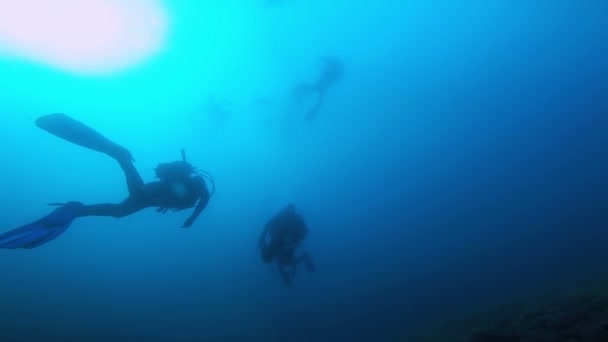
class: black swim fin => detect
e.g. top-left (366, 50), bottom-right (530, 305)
top-left (36, 113), bottom-right (133, 162)
top-left (0, 202), bottom-right (83, 249)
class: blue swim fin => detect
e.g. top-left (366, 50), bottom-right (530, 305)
top-left (0, 202), bottom-right (83, 249)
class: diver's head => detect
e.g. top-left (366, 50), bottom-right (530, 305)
top-left (284, 203), bottom-right (296, 213)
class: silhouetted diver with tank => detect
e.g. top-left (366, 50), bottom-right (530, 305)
top-left (258, 204), bottom-right (315, 287)
top-left (0, 113), bottom-right (215, 249)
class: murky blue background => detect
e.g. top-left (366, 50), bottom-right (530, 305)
top-left (0, 1), bottom-right (606, 340)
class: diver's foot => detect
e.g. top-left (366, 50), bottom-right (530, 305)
top-left (53, 201), bottom-right (85, 216)
top-left (64, 201), bottom-right (85, 209)
top-left (107, 143), bottom-right (134, 163)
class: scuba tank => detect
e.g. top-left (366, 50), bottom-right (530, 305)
top-left (154, 149), bottom-right (195, 181)
top-left (154, 149), bottom-right (216, 195)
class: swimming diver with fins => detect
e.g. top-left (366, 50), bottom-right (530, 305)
top-left (294, 56), bottom-right (344, 122)
top-left (0, 113), bottom-right (215, 249)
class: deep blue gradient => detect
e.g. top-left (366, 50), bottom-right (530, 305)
top-left (0, 1), bottom-right (606, 341)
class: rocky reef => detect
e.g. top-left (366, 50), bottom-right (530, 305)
top-left (412, 284), bottom-right (608, 342)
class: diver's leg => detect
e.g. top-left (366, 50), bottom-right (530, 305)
top-left (36, 114), bottom-right (144, 195)
top-left (117, 158), bottom-right (144, 195)
top-left (278, 264), bottom-right (292, 287)
top-left (306, 89), bottom-right (325, 122)
top-left (294, 252), bottom-right (316, 272)
top-left (76, 197), bottom-right (146, 218)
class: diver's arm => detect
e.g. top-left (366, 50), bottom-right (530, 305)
top-left (182, 195), bottom-right (209, 228)
top-left (258, 221), bottom-right (271, 248)
top-left (182, 182), bottom-right (210, 228)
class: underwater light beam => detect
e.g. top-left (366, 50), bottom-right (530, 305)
top-left (0, 0), bottom-right (168, 75)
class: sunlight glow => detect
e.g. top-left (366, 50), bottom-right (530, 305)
top-left (0, 0), bottom-right (168, 75)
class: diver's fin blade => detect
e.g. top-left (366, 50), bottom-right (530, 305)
top-left (0, 220), bottom-right (50, 249)
top-left (35, 113), bottom-right (122, 157)
top-left (0, 203), bottom-right (81, 249)
top-left (23, 226), bottom-right (70, 249)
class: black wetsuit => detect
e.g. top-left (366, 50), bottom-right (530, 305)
top-left (259, 206), bottom-right (314, 286)
top-left (77, 157), bottom-right (210, 228)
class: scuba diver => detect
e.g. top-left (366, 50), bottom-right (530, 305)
top-left (0, 113), bottom-right (215, 249)
top-left (294, 56), bottom-right (344, 122)
top-left (258, 204), bottom-right (315, 287)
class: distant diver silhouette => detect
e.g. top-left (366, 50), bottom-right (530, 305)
top-left (294, 57), bottom-right (344, 122)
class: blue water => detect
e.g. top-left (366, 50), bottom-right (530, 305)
top-left (0, 1), bottom-right (607, 341)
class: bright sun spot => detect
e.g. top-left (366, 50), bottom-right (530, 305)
top-left (0, 0), bottom-right (168, 75)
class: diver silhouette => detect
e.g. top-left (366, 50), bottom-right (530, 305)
top-left (294, 57), bottom-right (344, 122)
top-left (0, 113), bottom-right (215, 249)
top-left (258, 204), bottom-right (315, 286)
